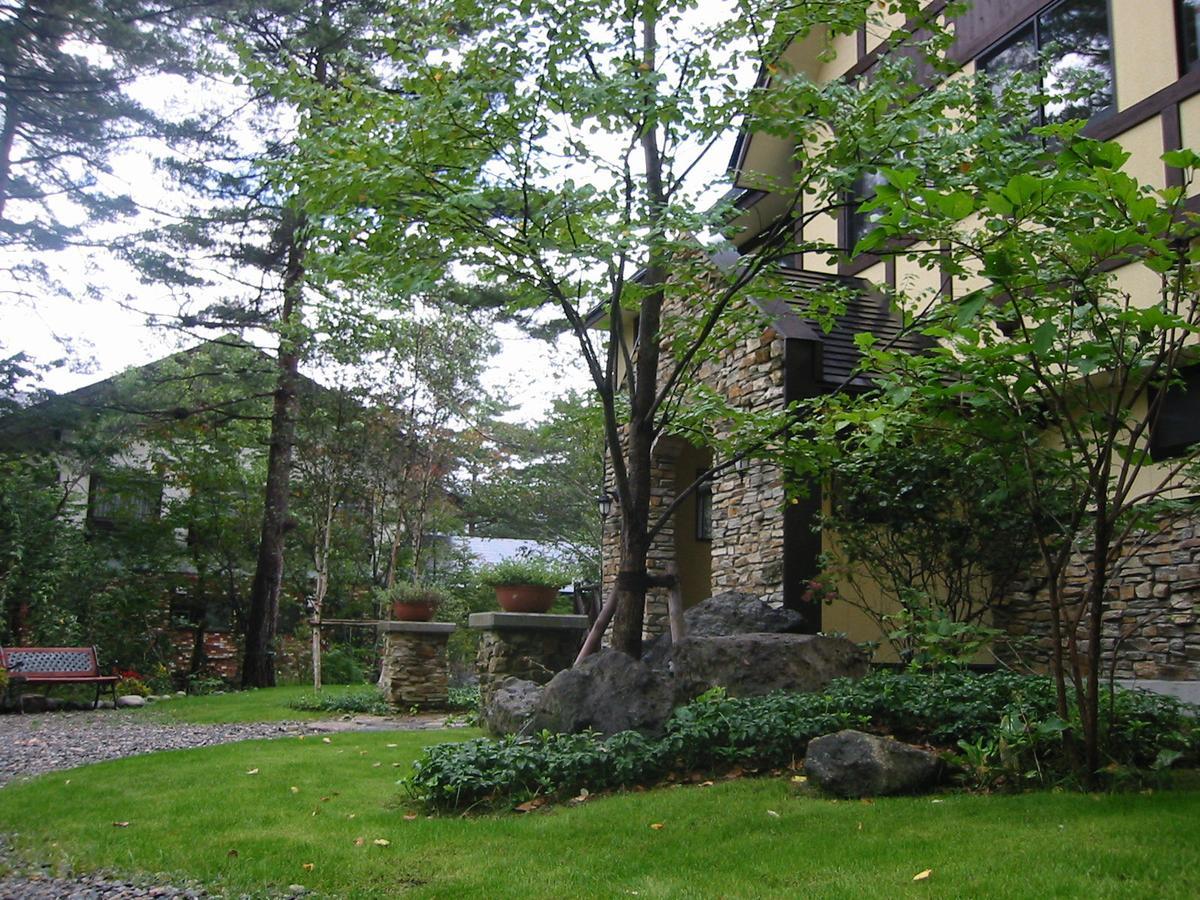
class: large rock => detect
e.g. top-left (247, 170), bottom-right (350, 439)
top-left (671, 633), bottom-right (868, 702)
top-left (116, 694), bottom-right (146, 708)
top-left (642, 593), bottom-right (807, 668)
top-left (805, 730), bottom-right (942, 798)
top-left (482, 677), bottom-right (544, 737)
top-left (529, 649), bottom-right (675, 738)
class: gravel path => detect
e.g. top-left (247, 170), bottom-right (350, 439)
top-left (0, 708), bottom-right (455, 897)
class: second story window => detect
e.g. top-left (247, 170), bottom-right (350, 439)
top-left (87, 473), bottom-right (163, 531)
top-left (846, 168), bottom-right (890, 252)
top-left (1181, 1), bottom-right (1200, 71)
top-left (979, 0), bottom-right (1114, 128)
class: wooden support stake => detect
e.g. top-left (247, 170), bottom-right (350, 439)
top-left (310, 618), bottom-right (322, 692)
top-left (574, 584), bottom-right (618, 666)
top-left (666, 562), bottom-right (685, 645)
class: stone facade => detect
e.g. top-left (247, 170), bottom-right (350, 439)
top-left (469, 612), bottom-right (589, 700)
top-left (995, 516), bottom-right (1200, 680)
top-left (601, 301), bottom-right (790, 640)
top-left (376, 622), bottom-right (455, 709)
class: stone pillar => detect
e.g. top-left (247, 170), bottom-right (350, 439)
top-left (468, 612), bottom-right (589, 701)
top-left (376, 621), bottom-right (456, 709)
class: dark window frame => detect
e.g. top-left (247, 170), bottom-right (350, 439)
top-left (976, 0), bottom-right (1116, 130)
top-left (696, 473), bottom-right (713, 542)
top-left (1179, 0), bottom-right (1200, 74)
top-left (86, 472), bottom-right (163, 531)
top-left (1149, 365), bottom-right (1200, 462)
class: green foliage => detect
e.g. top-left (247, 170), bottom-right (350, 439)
top-left (447, 684), bottom-right (480, 712)
top-left (406, 671), bottom-right (1199, 810)
top-left (320, 645), bottom-right (367, 685)
top-left (288, 687), bottom-right (392, 715)
top-left (477, 555), bottom-right (574, 589)
top-left (376, 583), bottom-right (447, 609)
top-left (885, 601), bottom-right (1004, 672)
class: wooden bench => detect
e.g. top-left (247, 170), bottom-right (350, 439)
top-left (0, 646), bottom-right (120, 711)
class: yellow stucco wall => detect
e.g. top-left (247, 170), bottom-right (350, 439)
top-left (1111, 0), bottom-right (1177, 111)
top-left (673, 442), bottom-right (714, 609)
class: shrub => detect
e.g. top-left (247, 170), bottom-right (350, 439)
top-left (477, 555), bottom-right (572, 589)
top-left (289, 687), bottom-right (392, 715)
top-left (447, 684), bottom-right (480, 712)
top-left (376, 582), bottom-right (448, 609)
top-left (321, 645), bottom-right (366, 685)
top-left (403, 671), bottom-right (1199, 811)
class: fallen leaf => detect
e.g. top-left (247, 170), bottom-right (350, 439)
top-left (392, 763), bottom-right (403, 767)
top-left (64, 779), bottom-right (70, 785)
top-left (372, 762), bottom-right (381, 768)
top-left (386, 743), bottom-right (398, 748)
top-left (514, 797), bottom-right (546, 813)
top-left (302, 863), bottom-right (314, 872)
top-left (245, 768), bottom-right (259, 775)
top-left (322, 738), bottom-right (332, 744)
top-left (649, 823), bottom-right (665, 831)
top-left (766, 810), bottom-right (780, 818)
top-left (860, 798), bottom-right (874, 805)
top-left (321, 796), bottom-right (331, 803)
top-left (791, 776), bottom-right (807, 784)
top-left (913, 869), bottom-right (932, 882)
top-left (857, 822), bottom-right (863, 831)
top-left (403, 813), bottom-right (418, 821)
top-left (373, 839), bottom-right (390, 847)
top-left (571, 788), bottom-right (590, 803)
top-left (289, 786), bottom-right (300, 794)
top-left (699, 781), bottom-right (715, 787)
top-left (930, 799), bottom-right (943, 804)
top-left (348, 814), bottom-right (356, 819)
top-left (226, 849), bottom-right (239, 858)
top-left (112, 821), bottom-right (130, 828)
top-left (354, 838), bottom-right (365, 846)
top-left (311, 810), bottom-right (319, 817)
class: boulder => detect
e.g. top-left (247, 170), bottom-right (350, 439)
top-left (805, 730), bottom-right (942, 798)
top-left (671, 633), bottom-right (868, 702)
top-left (482, 677), bottom-right (544, 737)
top-left (529, 649), bottom-right (675, 738)
top-left (18, 694), bottom-right (48, 713)
top-left (642, 592), bottom-right (807, 668)
top-left (116, 694), bottom-right (147, 708)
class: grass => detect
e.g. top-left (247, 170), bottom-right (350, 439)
top-left (2, 728), bottom-right (1199, 898)
top-left (141, 684), bottom-right (382, 724)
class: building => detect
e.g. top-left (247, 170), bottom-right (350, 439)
top-left (599, 0), bottom-right (1200, 687)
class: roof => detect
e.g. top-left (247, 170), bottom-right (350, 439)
top-left (767, 267), bottom-right (934, 388)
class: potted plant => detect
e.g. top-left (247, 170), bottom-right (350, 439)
top-left (479, 556), bottom-right (571, 614)
top-left (381, 583), bottom-right (446, 622)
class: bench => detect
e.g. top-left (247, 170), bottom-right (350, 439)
top-left (0, 646), bottom-right (120, 711)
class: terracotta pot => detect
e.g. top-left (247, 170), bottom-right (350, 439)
top-left (494, 584), bottom-right (557, 614)
top-left (392, 601), bottom-right (435, 622)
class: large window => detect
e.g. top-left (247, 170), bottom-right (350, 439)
top-left (1150, 366), bottom-right (1200, 461)
top-left (846, 168), bottom-right (890, 251)
top-left (978, 0), bottom-right (1114, 128)
top-left (1181, 1), bottom-right (1200, 71)
top-left (87, 473), bottom-right (162, 530)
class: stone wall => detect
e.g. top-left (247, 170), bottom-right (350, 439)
top-left (995, 515), bottom-right (1200, 680)
top-left (376, 623), bottom-right (454, 709)
top-left (470, 613), bottom-right (588, 700)
top-left (600, 301), bottom-right (789, 640)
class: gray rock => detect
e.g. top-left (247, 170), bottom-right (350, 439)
top-left (96, 700), bottom-right (116, 710)
top-left (116, 695), bottom-right (147, 708)
top-left (44, 697), bottom-right (62, 711)
top-left (642, 592), bottom-right (808, 668)
top-left (482, 677), bottom-right (544, 737)
top-left (530, 649), bottom-right (675, 738)
top-left (671, 632), bottom-right (868, 702)
top-left (805, 729), bottom-right (943, 798)
top-left (18, 694), bottom-right (48, 713)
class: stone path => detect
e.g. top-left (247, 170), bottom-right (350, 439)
top-left (0, 708), bottom-right (459, 898)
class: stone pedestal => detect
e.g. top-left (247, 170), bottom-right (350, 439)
top-left (468, 612), bottom-right (589, 700)
top-left (376, 621), bottom-right (456, 709)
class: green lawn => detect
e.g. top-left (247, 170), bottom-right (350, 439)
top-left (2, 727), bottom-right (1198, 898)
top-left (141, 684), bottom-right (377, 724)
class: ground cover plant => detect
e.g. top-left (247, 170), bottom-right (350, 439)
top-left (408, 672), bottom-right (1199, 811)
top-left (0, 728), bottom-right (1198, 898)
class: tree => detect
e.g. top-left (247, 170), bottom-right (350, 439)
top-left (273, 0), bottom-right (953, 658)
top-left (788, 98), bottom-right (1200, 782)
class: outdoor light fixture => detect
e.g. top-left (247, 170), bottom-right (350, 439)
top-left (734, 455), bottom-right (751, 479)
top-left (597, 490), bottom-right (617, 519)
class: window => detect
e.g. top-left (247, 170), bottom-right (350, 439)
top-left (846, 168), bottom-right (890, 251)
top-left (1150, 366), bottom-right (1200, 461)
top-left (696, 477), bottom-right (713, 541)
top-left (1181, 1), bottom-right (1200, 71)
top-left (87, 473), bottom-right (162, 530)
top-left (978, 0), bottom-right (1114, 128)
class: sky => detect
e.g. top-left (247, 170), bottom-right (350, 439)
top-left (2, 1), bottom-right (743, 423)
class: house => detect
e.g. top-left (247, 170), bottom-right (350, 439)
top-left (599, 0), bottom-right (1200, 686)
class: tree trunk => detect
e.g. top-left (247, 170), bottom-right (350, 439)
top-left (241, 214), bottom-right (306, 688)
